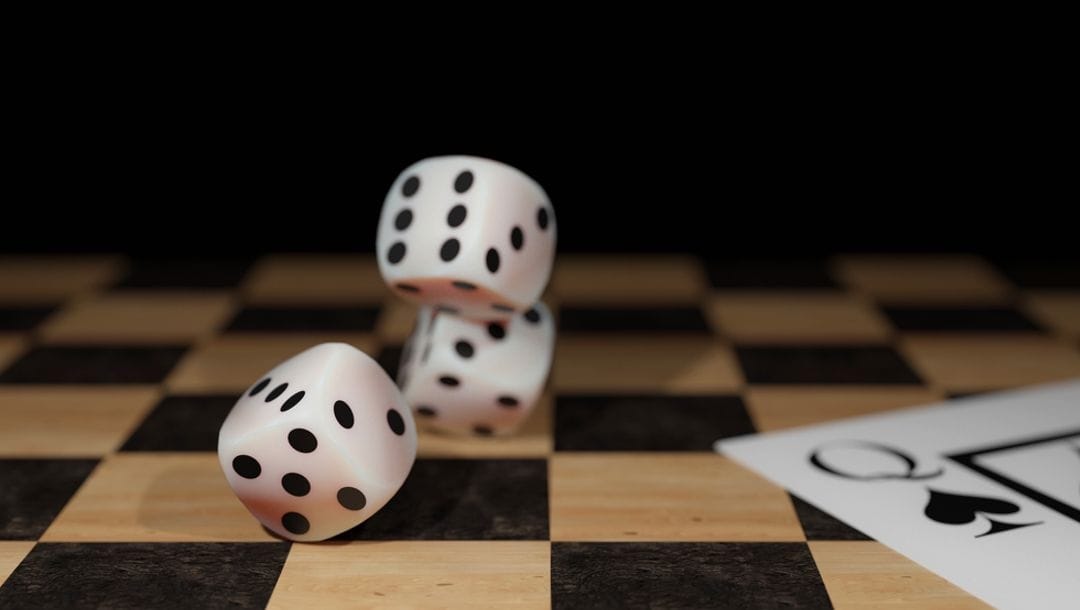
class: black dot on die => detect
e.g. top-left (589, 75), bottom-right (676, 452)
top-left (455, 340), bottom-right (474, 358)
top-left (473, 425), bottom-right (494, 436)
top-left (487, 323), bottom-right (506, 339)
top-left (387, 242), bottom-right (406, 265)
top-left (282, 512), bottom-right (310, 535)
top-left (288, 428), bottom-right (318, 453)
top-left (280, 391), bottom-right (305, 412)
top-left (232, 455), bottom-right (261, 479)
top-left (401, 175), bottom-right (420, 197)
top-left (387, 408), bottom-right (406, 435)
top-left (337, 487), bottom-right (367, 511)
top-left (454, 170), bottom-right (474, 193)
top-left (416, 406), bottom-right (437, 417)
top-left (497, 396), bottom-right (520, 408)
top-left (447, 204), bottom-right (468, 227)
top-left (396, 283), bottom-right (421, 293)
top-left (265, 382), bottom-right (288, 402)
top-left (281, 472), bottom-right (310, 497)
top-left (537, 207), bottom-right (550, 230)
top-left (439, 375), bottom-right (460, 387)
top-left (440, 238), bottom-right (460, 262)
top-left (334, 400), bottom-right (354, 429)
top-left (486, 248), bottom-right (500, 273)
top-left (394, 209), bottom-right (413, 231)
top-left (524, 308), bottom-right (542, 324)
top-left (248, 378), bottom-right (271, 397)
top-left (510, 226), bottom-right (524, 250)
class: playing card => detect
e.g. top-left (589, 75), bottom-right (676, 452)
top-left (716, 379), bottom-right (1080, 610)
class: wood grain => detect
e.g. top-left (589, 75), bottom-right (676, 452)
top-left (242, 254), bottom-right (391, 305)
top-left (810, 541), bottom-right (990, 609)
top-left (166, 333), bottom-right (377, 393)
top-left (268, 541), bottom-right (550, 609)
top-left (550, 453), bottom-right (804, 542)
top-left (39, 292), bottom-right (236, 344)
top-left (0, 542), bottom-right (35, 587)
top-left (0, 385), bottom-right (160, 456)
top-left (745, 386), bottom-right (944, 431)
top-left (553, 336), bottom-right (743, 393)
top-left (900, 334), bottom-right (1080, 392)
top-left (41, 453), bottom-right (276, 542)
top-left (707, 291), bottom-right (892, 344)
top-left (550, 255), bottom-right (706, 305)
top-left (832, 255), bottom-right (1012, 305)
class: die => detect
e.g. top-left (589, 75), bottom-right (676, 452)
top-left (376, 155), bottom-right (556, 320)
top-left (397, 302), bottom-right (555, 436)
top-left (217, 342), bottom-right (417, 541)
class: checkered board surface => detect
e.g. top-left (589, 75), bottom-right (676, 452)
top-left (0, 254), bottom-right (1078, 609)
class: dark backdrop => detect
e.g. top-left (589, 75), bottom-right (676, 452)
top-left (5, 58), bottom-right (1073, 259)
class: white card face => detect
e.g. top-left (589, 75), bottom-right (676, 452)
top-left (715, 380), bottom-right (1080, 610)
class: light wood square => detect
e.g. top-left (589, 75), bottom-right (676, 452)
top-left (0, 334), bottom-right (26, 371)
top-left (810, 541), bottom-right (990, 609)
top-left (0, 386), bottom-right (160, 457)
top-left (0, 542), bottom-right (35, 587)
top-left (900, 334), bottom-right (1080, 392)
top-left (39, 292), bottom-right (236, 344)
top-left (375, 297), bottom-right (420, 343)
top-left (1024, 292), bottom-right (1080, 338)
top-left (0, 256), bottom-right (123, 303)
top-left (269, 541), bottom-right (550, 609)
top-left (550, 255), bottom-right (707, 305)
top-left (553, 336), bottom-right (743, 394)
top-left (41, 453), bottom-right (275, 542)
top-left (707, 292), bottom-right (892, 343)
top-left (549, 453), bottom-right (803, 542)
top-left (166, 334), bottom-right (378, 393)
top-left (833, 255), bottom-right (1013, 305)
top-left (745, 386), bottom-right (945, 432)
top-left (243, 255), bottom-right (390, 305)
top-left (417, 392), bottom-right (552, 458)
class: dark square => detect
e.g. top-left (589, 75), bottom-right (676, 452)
top-left (0, 459), bottom-right (98, 539)
top-left (552, 542), bottom-right (831, 610)
top-left (558, 307), bottom-right (711, 333)
top-left (705, 259), bottom-right (839, 289)
top-left (0, 306), bottom-right (55, 331)
top-left (736, 345), bottom-right (923, 384)
top-left (0, 346), bottom-right (187, 384)
top-left (996, 259), bottom-right (1080, 289)
top-left (376, 345), bottom-right (404, 381)
top-left (790, 494), bottom-right (871, 541)
top-left (336, 459), bottom-right (548, 540)
top-left (0, 542), bottom-right (289, 609)
top-left (226, 307), bottom-right (379, 332)
top-left (120, 395), bottom-right (237, 452)
top-left (113, 258), bottom-right (254, 289)
top-left (555, 394), bottom-right (755, 451)
top-left (883, 306), bottom-right (1042, 331)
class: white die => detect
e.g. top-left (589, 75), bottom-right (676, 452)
top-left (397, 303), bottom-right (555, 436)
top-left (376, 156), bottom-right (556, 321)
top-left (217, 342), bottom-right (417, 541)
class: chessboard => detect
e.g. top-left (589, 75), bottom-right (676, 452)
top-left (1, 254), bottom-right (1078, 609)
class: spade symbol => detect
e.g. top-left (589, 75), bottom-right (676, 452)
top-left (924, 488), bottom-right (1042, 538)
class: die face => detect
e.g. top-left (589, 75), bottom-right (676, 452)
top-left (222, 426), bottom-right (389, 541)
top-left (218, 342), bottom-right (417, 541)
top-left (400, 304), bottom-right (555, 435)
top-left (376, 156), bottom-right (556, 320)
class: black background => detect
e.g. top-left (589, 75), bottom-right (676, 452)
top-left (5, 46), bottom-right (1073, 260)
